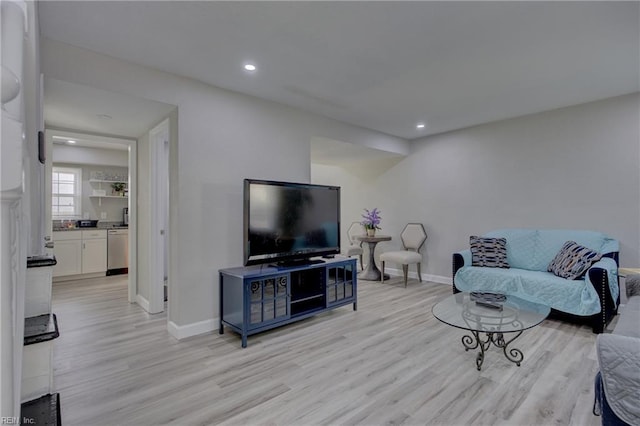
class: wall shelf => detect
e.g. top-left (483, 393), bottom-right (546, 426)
top-left (88, 179), bottom-right (128, 184)
top-left (89, 178), bottom-right (128, 205)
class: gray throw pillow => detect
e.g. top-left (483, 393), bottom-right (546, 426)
top-left (547, 240), bottom-right (602, 280)
top-left (470, 236), bottom-right (510, 268)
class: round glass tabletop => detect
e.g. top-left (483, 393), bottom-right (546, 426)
top-left (432, 292), bottom-right (550, 334)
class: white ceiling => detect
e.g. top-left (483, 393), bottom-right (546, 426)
top-left (38, 1), bottom-right (639, 141)
top-left (50, 129), bottom-right (130, 151)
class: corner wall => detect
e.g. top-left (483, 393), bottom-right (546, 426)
top-left (328, 93), bottom-right (639, 280)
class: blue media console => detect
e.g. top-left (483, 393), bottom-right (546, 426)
top-left (219, 257), bottom-right (357, 348)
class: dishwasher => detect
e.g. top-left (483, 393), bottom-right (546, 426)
top-left (107, 229), bottom-right (129, 275)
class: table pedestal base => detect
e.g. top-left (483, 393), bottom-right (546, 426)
top-left (359, 269), bottom-right (389, 281)
top-left (358, 240), bottom-right (391, 281)
top-left (461, 330), bottom-right (524, 371)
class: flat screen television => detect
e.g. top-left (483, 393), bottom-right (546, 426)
top-left (244, 179), bottom-right (341, 266)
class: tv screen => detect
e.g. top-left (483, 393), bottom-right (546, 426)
top-left (244, 179), bottom-right (340, 266)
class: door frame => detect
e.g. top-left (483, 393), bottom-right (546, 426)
top-left (148, 119), bottom-right (169, 314)
top-left (44, 129), bottom-right (137, 302)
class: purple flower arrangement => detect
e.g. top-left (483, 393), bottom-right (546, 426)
top-left (361, 208), bottom-right (382, 230)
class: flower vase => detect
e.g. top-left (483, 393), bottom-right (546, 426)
top-left (367, 228), bottom-right (376, 237)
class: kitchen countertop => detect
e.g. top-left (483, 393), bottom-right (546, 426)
top-left (53, 224), bottom-right (128, 231)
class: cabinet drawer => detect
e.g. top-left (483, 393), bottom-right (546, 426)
top-left (82, 230), bottom-right (107, 240)
top-left (52, 231), bottom-right (81, 241)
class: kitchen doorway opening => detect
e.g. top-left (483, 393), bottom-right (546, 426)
top-left (45, 129), bottom-right (138, 305)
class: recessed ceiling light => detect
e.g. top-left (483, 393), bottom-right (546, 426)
top-left (67, 140), bottom-right (77, 144)
top-left (97, 114), bottom-right (112, 120)
top-left (416, 123), bottom-right (426, 129)
top-left (244, 64), bottom-right (257, 72)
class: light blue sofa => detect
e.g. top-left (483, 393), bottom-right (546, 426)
top-left (453, 229), bottom-right (620, 333)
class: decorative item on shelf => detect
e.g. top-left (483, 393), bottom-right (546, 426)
top-left (90, 171), bottom-right (104, 180)
top-left (361, 208), bottom-right (382, 237)
top-left (111, 182), bottom-right (126, 196)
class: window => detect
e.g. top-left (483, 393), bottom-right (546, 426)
top-left (52, 167), bottom-right (82, 217)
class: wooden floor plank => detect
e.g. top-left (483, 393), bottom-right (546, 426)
top-left (52, 275), bottom-right (601, 425)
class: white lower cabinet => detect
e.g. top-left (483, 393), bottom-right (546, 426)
top-left (82, 233), bottom-right (107, 273)
top-left (52, 233), bottom-right (82, 277)
top-left (53, 230), bottom-right (107, 278)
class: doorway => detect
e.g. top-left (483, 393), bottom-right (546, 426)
top-left (44, 129), bottom-right (138, 303)
top-left (43, 78), bottom-right (176, 319)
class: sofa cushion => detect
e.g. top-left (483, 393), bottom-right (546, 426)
top-left (536, 230), bottom-right (609, 270)
top-left (547, 241), bottom-right (602, 280)
top-left (484, 229), bottom-right (538, 270)
top-left (469, 236), bottom-right (509, 268)
top-left (484, 229), bottom-right (616, 272)
top-left (454, 266), bottom-right (602, 315)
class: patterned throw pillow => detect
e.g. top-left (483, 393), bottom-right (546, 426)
top-left (547, 241), bottom-right (602, 280)
top-left (470, 236), bottom-right (510, 268)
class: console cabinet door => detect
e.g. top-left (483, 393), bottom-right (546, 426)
top-left (247, 274), bottom-right (289, 328)
top-left (326, 263), bottom-right (355, 306)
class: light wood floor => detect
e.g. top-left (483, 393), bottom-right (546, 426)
top-left (52, 275), bottom-right (602, 426)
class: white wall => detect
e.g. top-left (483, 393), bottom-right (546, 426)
top-left (318, 94), bottom-right (640, 281)
top-left (311, 159), bottom-right (401, 260)
top-left (40, 38), bottom-right (408, 332)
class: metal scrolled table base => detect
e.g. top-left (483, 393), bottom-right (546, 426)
top-left (461, 330), bottom-right (524, 371)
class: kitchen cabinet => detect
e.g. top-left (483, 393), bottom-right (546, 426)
top-left (52, 233), bottom-right (81, 277)
top-left (53, 230), bottom-right (107, 278)
top-left (81, 230), bottom-right (107, 274)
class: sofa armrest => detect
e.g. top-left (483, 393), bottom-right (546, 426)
top-left (452, 249), bottom-right (471, 293)
top-left (596, 334), bottom-right (640, 425)
top-left (587, 257), bottom-right (619, 333)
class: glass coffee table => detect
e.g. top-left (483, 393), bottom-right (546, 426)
top-left (432, 292), bottom-right (550, 371)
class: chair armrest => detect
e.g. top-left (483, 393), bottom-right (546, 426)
top-left (452, 249), bottom-right (471, 293)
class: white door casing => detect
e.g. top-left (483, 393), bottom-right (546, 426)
top-left (148, 119), bottom-right (169, 314)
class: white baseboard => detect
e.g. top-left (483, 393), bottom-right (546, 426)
top-left (135, 294), bottom-right (150, 312)
top-left (168, 318), bottom-right (218, 340)
top-left (383, 267), bottom-right (452, 286)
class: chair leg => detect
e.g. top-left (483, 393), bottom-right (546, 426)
top-left (402, 264), bottom-right (408, 287)
top-left (359, 254), bottom-right (363, 270)
top-left (417, 263), bottom-right (422, 282)
top-left (381, 261), bottom-right (385, 283)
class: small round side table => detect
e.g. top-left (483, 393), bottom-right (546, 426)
top-left (357, 235), bottom-right (392, 281)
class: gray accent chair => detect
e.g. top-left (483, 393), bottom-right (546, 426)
top-left (343, 221), bottom-right (364, 270)
top-left (380, 223), bottom-right (427, 287)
